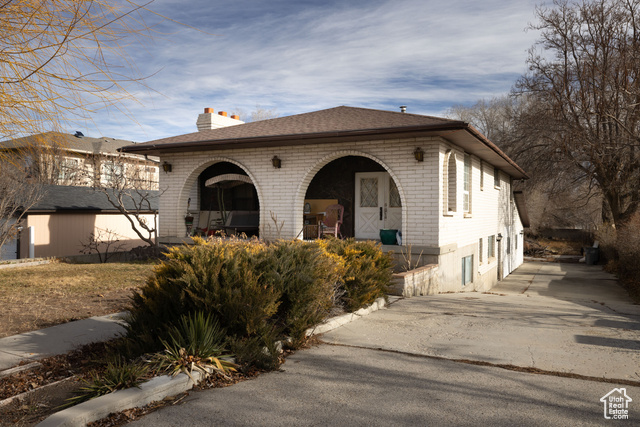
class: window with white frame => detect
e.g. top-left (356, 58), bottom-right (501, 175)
top-left (488, 235), bottom-right (496, 259)
top-left (479, 238), bottom-right (483, 264)
top-left (58, 157), bottom-right (79, 183)
top-left (480, 161), bottom-right (484, 190)
top-left (443, 150), bottom-right (457, 214)
top-left (463, 154), bottom-right (471, 213)
top-left (462, 255), bottom-right (473, 286)
top-left (100, 160), bottom-right (123, 185)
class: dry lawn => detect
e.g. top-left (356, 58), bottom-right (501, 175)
top-left (531, 238), bottom-right (585, 255)
top-left (0, 261), bottom-right (156, 338)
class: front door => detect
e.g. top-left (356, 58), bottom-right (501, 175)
top-left (354, 172), bottom-right (402, 240)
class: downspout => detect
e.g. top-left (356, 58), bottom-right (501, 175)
top-left (16, 226), bottom-right (22, 259)
top-left (497, 233), bottom-right (503, 282)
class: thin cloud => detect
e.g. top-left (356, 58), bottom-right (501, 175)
top-left (76, 0), bottom-right (540, 141)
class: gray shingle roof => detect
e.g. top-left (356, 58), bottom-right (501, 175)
top-left (121, 106), bottom-right (462, 149)
top-left (30, 185), bottom-right (158, 212)
top-left (0, 132), bottom-right (136, 155)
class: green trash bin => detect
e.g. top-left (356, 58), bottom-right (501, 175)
top-left (380, 229), bottom-right (398, 245)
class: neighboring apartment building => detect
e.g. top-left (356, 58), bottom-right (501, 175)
top-left (0, 132), bottom-right (160, 260)
top-left (0, 131), bottom-right (159, 190)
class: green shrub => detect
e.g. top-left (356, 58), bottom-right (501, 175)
top-left (226, 325), bottom-right (282, 372)
top-left (124, 237), bottom-right (392, 369)
top-left (259, 240), bottom-right (340, 346)
top-left (124, 238), bottom-right (280, 353)
top-left (321, 238), bottom-right (393, 311)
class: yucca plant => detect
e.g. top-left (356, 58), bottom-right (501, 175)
top-left (63, 358), bottom-right (149, 408)
top-left (152, 311), bottom-right (237, 383)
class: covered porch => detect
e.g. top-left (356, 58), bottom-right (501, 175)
top-left (187, 161), bottom-right (260, 238)
top-left (302, 155), bottom-right (403, 244)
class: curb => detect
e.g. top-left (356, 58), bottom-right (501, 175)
top-left (0, 259), bottom-right (51, 270)
top-left (36, 297), bottom-right (388, 427)
top-left (37, 372), bottom-right (204, 427)
top-left (307, 297), bottom-right (386, 335)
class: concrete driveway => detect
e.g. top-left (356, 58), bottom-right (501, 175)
top-left (323, 262), bottom-right (640, 380)
top-left (130, 262), bottom-right (640, 426)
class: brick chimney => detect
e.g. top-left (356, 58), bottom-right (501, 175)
top-left (196, 108), bottom-right (244, 131)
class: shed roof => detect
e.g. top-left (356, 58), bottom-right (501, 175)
top-left (29, 185), bottom-right (159, 213)
top-left (119, 106), bottom-right (528, 179)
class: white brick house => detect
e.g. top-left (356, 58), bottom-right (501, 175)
top-left (120, 106), bottom-right (529, 293)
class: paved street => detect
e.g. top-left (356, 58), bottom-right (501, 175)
top-left (131, 262), bottom-right (640, 426)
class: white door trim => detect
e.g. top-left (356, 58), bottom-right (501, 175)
top-left (355, 172), bottom-right (402, 240)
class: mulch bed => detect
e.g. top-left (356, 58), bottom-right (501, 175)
top-left (0, 338), bottom-right (299, 426)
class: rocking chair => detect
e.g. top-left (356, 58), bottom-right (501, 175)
top-left (321, 204), bottom-right (344, 238)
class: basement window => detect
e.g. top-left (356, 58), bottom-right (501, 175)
top-left (462, 255), bottom-right (473, 286)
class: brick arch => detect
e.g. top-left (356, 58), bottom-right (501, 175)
top-left (176, 157), bottom-right (263, 235)
top-left (293, 150), bottom-right (407, 242)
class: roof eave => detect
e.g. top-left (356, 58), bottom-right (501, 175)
top-left (513, 191), bottom-right (531, 228)
top-left (118, 122), bottom-right (468, 155)
top-left (119, 121), bottom-right (528, 180)
top-left (440, 126), bottom-right (529, 180)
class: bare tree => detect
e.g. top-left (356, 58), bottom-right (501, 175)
top-left (79, 229), bottom-right (126, 263)
top-left (89, 153), bottom-right (162, 248)
top-left (446, 95), bottom-right (561, 184)
top-left (446, 96), bottom-right (518, 145)
top-left (0, 0), bottom-right (155, 143)
top-left (516, 0), bottom-right (640, 227)
top-left (233, 105), bottom-right (280, 123)
top-left (0, 162), bottom-right (45, 252)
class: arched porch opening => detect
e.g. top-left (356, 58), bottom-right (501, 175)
top-left (297, 154), bottom-right (406, 243)
top-left (186, 160), bottom-right (260, 237)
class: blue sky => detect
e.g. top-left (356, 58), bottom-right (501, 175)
top-left (82, 0), bottom-right (541, 142)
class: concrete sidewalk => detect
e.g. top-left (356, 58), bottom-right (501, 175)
top-left (0, 313), bottom-right (126, 371)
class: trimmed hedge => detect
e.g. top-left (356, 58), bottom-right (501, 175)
top-left (320, 238), bottom-right (393, 311)
top-left (259, 239), bottom-right (341, 345)
top-left (124, 238), bottom-right (278, 354)
top-left (124, 237), bottom-right (392, 366)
